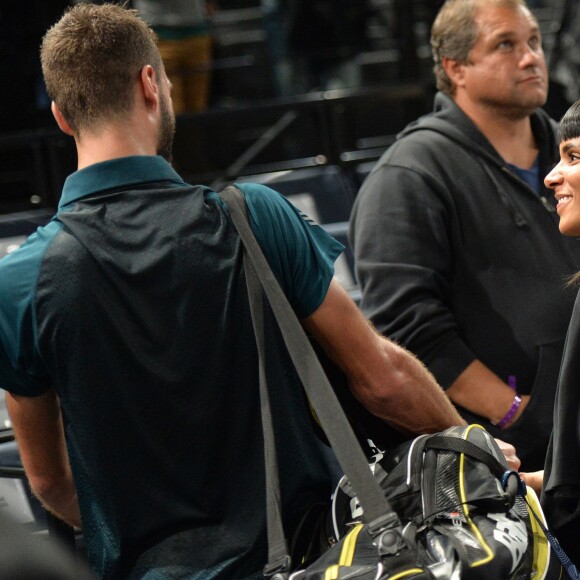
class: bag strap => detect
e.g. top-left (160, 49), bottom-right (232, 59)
top-left (219, 186), bottom-right (403, 558)
top-left (244, 241), bottom-right (291, 578)
top-left (426, 435), bottom-right (507, 479)
top-left (425, 435), bottom-right (522, 507)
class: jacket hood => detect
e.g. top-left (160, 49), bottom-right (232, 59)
top-left (396, 92), bottom-right (560, 229)
top-left (398, 92), bottom-right (559, 171)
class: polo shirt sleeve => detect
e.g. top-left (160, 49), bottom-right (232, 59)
top-left (234, 183), bottom-right (344, 319)
top-left (0, 229), bottom-right (54, 397)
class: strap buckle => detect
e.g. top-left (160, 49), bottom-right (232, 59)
top-left (367, 512), bottom-right (406, 556)
top-left (263, 555), bottom-right (291, 580)
top-left (367, 511), bottom-right (402, 537)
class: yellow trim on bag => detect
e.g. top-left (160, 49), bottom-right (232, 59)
top-left (389, 569), bottom-right (425, 579)
top-left (525, 487), bottom-right (551, 579)
top-left (459, 424), bottom-right (494, 567)
top-left (324, 524), bottom-right (364, 579)
top-left (340, 524), bottom-right (363, 565)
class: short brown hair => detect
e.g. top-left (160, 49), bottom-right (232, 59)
top-left (41, 3), bottom-right (162, 135)
top-left (431, 0), bottom-right (530, 96)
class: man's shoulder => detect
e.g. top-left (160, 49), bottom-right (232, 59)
top-left (376, 118), bottom-right (466, 173)
top-left (0, 220), bottom-right (62, 293)
top-left (212, 182), bottom-right (284, 211)
top-left (234, 182), bottom-right (290, 213)
top-left (393, 124), bottom-right (457, 151)
top-left (227, 182), bottom-right (307, 231)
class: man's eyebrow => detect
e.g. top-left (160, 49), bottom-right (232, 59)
top-left (493, 31), bottom-right (517, 40)
top-left (489, 24), bottom-right (540, 41)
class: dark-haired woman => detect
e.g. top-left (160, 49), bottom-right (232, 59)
top-left (531, 98), bottom-right (580, 561)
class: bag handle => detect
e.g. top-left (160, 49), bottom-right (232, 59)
top-left (219, 187), bottom-right (402, 541)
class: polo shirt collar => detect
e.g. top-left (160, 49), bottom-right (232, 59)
top-left (59, 156), bottom-right (186, 210)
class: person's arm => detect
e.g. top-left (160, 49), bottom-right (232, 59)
top-left (350, 164), bottom-right (527, 425)
top-left (5, 389), bottom-right (81, 528)
top-left (446, 360), bottom-right (530, 427)
top-left (302, 280), bottom-right (465, 434)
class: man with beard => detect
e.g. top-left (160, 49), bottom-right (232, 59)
top-left (350, 0), bottom-right (580, 471)
top-left (0, 4), bottom-right (468, 579)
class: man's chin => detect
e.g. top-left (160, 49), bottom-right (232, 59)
top-left (519, 86), bottom-right (549, 111)
top-left (500, 95), bottom-right (547, 120)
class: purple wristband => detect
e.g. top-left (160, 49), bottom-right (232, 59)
top-left (495, 394), bottom-right (522, 429)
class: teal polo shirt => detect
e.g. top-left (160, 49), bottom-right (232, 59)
top-left (0, 156), bottom-right (343, 578)
top-left (0, 156), bottom-right (343, 396)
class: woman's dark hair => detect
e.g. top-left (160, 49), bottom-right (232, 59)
top-left (558, 99), bottom-right (580, 287)
top-left (559, 99), bottom-right (580, 142)
top-left (559, 100), bottom-right (580, 287)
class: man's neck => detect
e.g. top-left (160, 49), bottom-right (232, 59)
top-left (455, 98), bottom-right (538, 169)
top-left (74, 121), bottom-right (158, 171)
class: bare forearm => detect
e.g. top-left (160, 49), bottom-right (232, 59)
top-left (32, 476), bottom-right (81, 529)
top-left (352, 338), bottom-right (465, 434)
top-left (303, 282), bottom-right (464, 435)
top-left (5, 390), bottom-right (82, 529)
top-left (446, 360), bottom-right (529, 426)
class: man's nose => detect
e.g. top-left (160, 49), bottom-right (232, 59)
top-left (519, 43), bottom-right (543, 68)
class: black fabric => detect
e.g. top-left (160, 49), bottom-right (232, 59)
top-left (350, 91), bottom-right (580, 471)
top-left (545, 516), bottom-right (580, 563)
top-left (542, 291), bottom-right (580, 553)
top-left (541, 484), bottom-right (580, 563)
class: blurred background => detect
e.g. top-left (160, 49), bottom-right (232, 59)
top-left (0, 0), bottom-right (575, 216)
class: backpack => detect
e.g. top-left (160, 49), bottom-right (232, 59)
top-left (307, 425), bottom-right (562, 579)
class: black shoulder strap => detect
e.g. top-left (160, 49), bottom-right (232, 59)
top-left (243, 219), bottom-right (291, 577)
top-left (219, 186), bottom-right (403, 571)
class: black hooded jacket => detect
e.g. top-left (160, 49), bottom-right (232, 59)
top-left (350, 92), bottom-right (580, 470)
